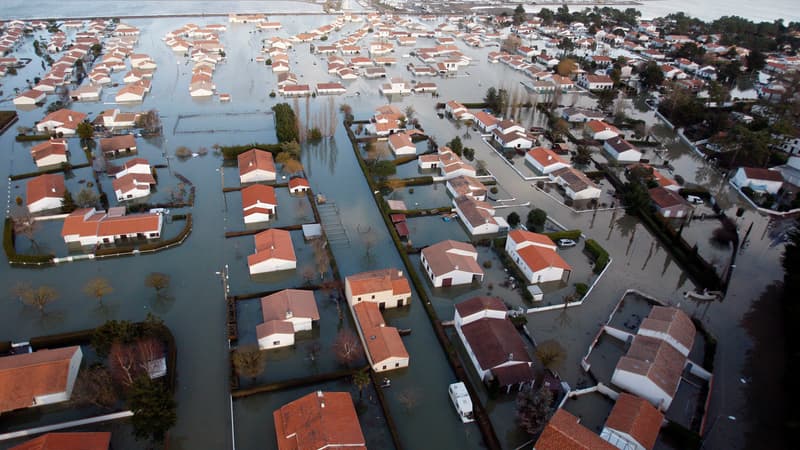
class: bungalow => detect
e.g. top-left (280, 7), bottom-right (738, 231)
top-left (550, 167), bottom-right (602, 200)
top-left (70, 84), bottom-right (103, 101)
top-left (189, 81), bottom-right (215, 97)
top-left (345, 268), bottom-right (411, 309)
top-left (241, 184), bottom-right (277, 223)
top-left (273, 391), bottom-right (365, 450)
top-left (0, 347), bottom-right (83, 414)
top-left (248, 229), bottom-right (296, 275)
top-left (380, 78), bottom-right (411, 95)
top-left (561, 107), bottom-right (605, 123)
top-left (445, 100), bottom-right (474, 121)
top-left (113, 171), bottom-right (156, 201)
top-left (578, 74), bottom-right (614, 90)
top-left (420, 240), bottom-right (484, 288)
top-left (257, 289), bottom-right (320, 350)
top-left (505, 230), bottom-right (571, 284)
top-left (474, 111), bottom-right (499, 133)
top-left (649, 187), bottom-right (692, 220)
top-left (364, 66), bottom-right (388, 79)
top-left (288, 177), bottom-right (310, 194)
top-left (453, 195), bottom-right (508, 236)
top-left (600, 393), bottom-right (665, 450)
top-left (281, 84), bottom-right (311, 97)
top-left (604, 137), bottom-right (642, 163)
top-left (447, 175), bottom-right (487, 201)
top-left (407, 64), bottom-right (437, 76)
top-left (731, 167), bottom-right (784, 194)
top-left (454, 297), bottom-right (535, 392)
top-left (26, 173), bottom-right (65, 213)
top-left (611, 335), bottom-right (686, 411)
top-left (100, 135), bottom-right (137, 156)
top-left (525, 147), bottom-right (570, 175)
top-left (492, 126), bottom-right (534, 150)
top-left (97, 109), bottom-right (138, 129)
top-left (315, 82), bottom-right (346, 96)
top-left (352, 302), bottom-right (410, 372)
top-left (115, 84), bottom-right (146, 102)
top-left (238, 149), bottom-right (276, 183)
top-left (61, 207), bottom-right (163, 246)
top-left (586, 120), bottom-right (621, 141)
top-left (535, 409), bottom-right (616, 449)
top-left (14, 89), bottom-right (46, 106)
top-left (411, 82), bottom-right (437, 93)
top-left (9, 433), bottom-right (111, 450)
top-left (31, 139), bottom-right (68, 167)
top-left (388, 132), bottom-right (416, 156)
top-left (36, 109), bottom-right (88, 135)
top-left (114, 158), bottom-right (152, 177)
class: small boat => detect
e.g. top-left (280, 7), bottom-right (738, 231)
top-left (449, 382), bottom-right (474, 423)
top-left (380, 378), bottom-right (391, 388)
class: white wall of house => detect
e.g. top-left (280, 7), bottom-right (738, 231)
top-left (525, 154), bottom-right (569, 175)
top-left (505, 241), bottom-right (566, 284)
top-left (34, 154), bottom-right (67, 167)
top-left (249, 258), bottom-right (296, 275)
top-left (115, 186), bottom-right (150, 201)
top-left (345, 285), bottom-right (408, 309)
top-left (258, 332), bottom-right (295, 350)
top-left (372, 355), bottom-right (409, 373)
top-left (285, 316), bottom-right (313, 332)
top-left (421, 258), bottom-right (479, 287)
top-left (244, 211), bottom-right (272, 223)
top-left (240, 169), bottom-right (276, 184)
top-left (565, 184), bottom-right (602, 200)
top-left (731, 169), bottom-right (783, 194)
top-left (611, 370), bottom-right (672, 410)
top-left (28, 197), bottom-right (63, 213)
top-left (390, 143), bottom-right (416, 156)
top-left (455, 308), bottom-right (507, 328)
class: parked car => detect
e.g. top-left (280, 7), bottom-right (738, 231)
top-left (687, 195), bottom-right (704, 205)
top-left (557, 239), bottom-right (577, 248)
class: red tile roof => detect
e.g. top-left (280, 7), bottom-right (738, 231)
top-left (516, 245), bottom-right (572, 273)
top-left (615, 335), bottom-right (685, 398)
top-left (0, 347), bottom-right (80, 414)
top-left (38, 109), bottom-right (87, 130)
top-left (526, 147), bottom-right (567, 168)
top-left (274, 391), bottom-right (366, 450)
top-left (604, 393), bottom-right (664, 450)
top-left (30, 139), bottom-right (67, 163)
top-left (346, 268), bottom-right (410, 297)
top-left (639, 306), bottom-right (695, 353)
top-left (9, 432), bottom-right (111, 450)
top-left (535, 409), bottom-right (616, 449)
top-left (508, 229), bottom-right (557, 249)
top-left (460, 315), bottom-right (532, 371)
top-left (248, 229), bottom-right (296, 266)
top-left (241, 184), bottom-right (277, 209)
top-left (741, 167), bottom-right (783, 182)
top-left (99, 135), bottom-right (136, 153)
top-left (26, 173), bottom-right (65, 205)
top-left (238, 149), bottom-right (276, 177)
top-left (455, 296), bottom-right (506, 318)
top-left (353, 302), bottom-right (409, 363)
top-left (648, 187), bottom-right (689, 209)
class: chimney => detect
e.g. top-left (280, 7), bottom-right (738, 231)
top-left (397, 270), bottom-right (403, 277)
top-left (508, 352), bottom-right (514, 361)
top-left (285, 309), bottom-right (293, 319)
top-left (547, 155), bottom-right (552, 161)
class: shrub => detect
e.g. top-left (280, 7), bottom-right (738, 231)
top-left (526, 208), bottom-right (547, 232)
top-left (269, 91), bottom-right (276, 98)
top-left (574, 282), bottom-right (589, 298)
top-left (584, 239), bottom-right (609, 273)
top-left (482, 260), bottom-right (492, 269)
top-left (490, 186), bottom-right (499, 194)
top-left (15, 196), bottom-right (22, 206)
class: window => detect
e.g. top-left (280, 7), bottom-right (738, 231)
top-left (382, 365), bottom-right (387, 370)
top-left (273, 341), bottom-right (280, 345)
top-left (371, 295), bottom-right (375, 299)
top-left (395, 362), bottom-right (400, 367)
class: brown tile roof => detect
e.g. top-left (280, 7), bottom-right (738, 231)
top-left (274, 391), bottom-right (366, 450)
top-left (346, 268), bottom-right (410, 297)
top-left (508, 229), bottom-right (556, 249)
top-left (421, 240), bottom-right (483, 278)
top-left (9, 432), bottom-right (111, 450)
top-left (460, 316), bottom-right (532, 371)
top-left (535, 409), bottom-right (616, 450)
top-left (605, 136), bottom-right (636, 153)
top-left (388, 132), bottom-right (414, 150)
top-left (96, 213), bottom-right (161, 237)
top-left (241, 184), bottom-right (277, 209)
top-left (238, 149), bottom-right (276, 177)
top-left (26, 173), bottom-right (65, 205)
top-left (248, 229), bottom-right (296, 266)
top-left (454, 196), bottom-right (496, 228)
top-left (38, 109), bottom-right (87, 130)
top-left (0, 347), bottom-right (80, 414)
top-left (447, 176), bottom-right (486, 198)
top-left (353, 302), bottom-right (409, 363)
top-left (112, 173), bottom-right (156, 194)
top-left (648, 187), bottom-right (689, 209)
top-left (605, 393), bottom-right (664, 450)
top-left (257, 320), bottom-right (294, 338)
top-left (741, 167), bottom-right (784, 182)
top-left (615, 335), bottom-right (685, 398)
top-left (455, 296), bottom-right (506, 318)
top-left (527, 147), bottom-right (567, 167)
top-left (99, 134), bottom-right (136, 153)
top-left (288, 177), bottom-right (309, 189)
top-left (261, 289), bottom-right (320, 322)
top-left (586, 120), bottom-right (620, 134)
top-left (30, 139), bottom-right (67, 163)
top-left (639, 306), bottom-right (695, 353)
top-left (551, 167), bottom-right (598, 192)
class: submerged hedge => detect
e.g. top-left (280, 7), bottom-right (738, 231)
top-left (584, 239), bottom-right (609, 273)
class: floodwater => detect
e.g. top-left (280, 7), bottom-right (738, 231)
top-left (0, 10), bottom-right (788, 450)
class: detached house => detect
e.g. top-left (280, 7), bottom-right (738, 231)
top-left (445, 100), bottom-right (474, 121)
top-left (474, 111), bottom-right (499, 133)
top-left (345, 268), bottom-right (411, 309)
top-left (273, 391), bottom-right (365, 450)
top-left (257, 289), bottom-right (320, 350)
top-left (586, 120), bottom-right (621, 141)
top-left (550, 167), bottom-right (602, 200)
top-left (525, 147), bottom-right (570, 175)
top-left (649, 187), bottom-right (692, 220)
top-left (238, 149), bottom-right (276, 183)
top-left (447, 175), bottom-right (487, 201)
top-left (30, 139), bottom-right (68, 167)
top-left (600, 393), bottom-right (664, 450)
top-left (505, 230), bottom-right (571, 284)
top-left (578, 74), bottom-right (614, 90)
top-left (731, 167), bottom-right (784, 194)
top-left (604, 137), bottom-right (642, 163)
top-left (453, 195), bottom-right (508, 236)
top-left (248, 229), bottom-right (296, 275)
top-left (100, 134), bottom-right (137, 156)
top-left (26, 173), bottom-right (65, 213)
top-left (420, 240), bottom-right (484, 287)
top-left (0, 347), bottom-right (83, 414)
top-left (454, 297), bottom-right (535, 392)
top-left (113, 172), bottom-right (156, 201)
top-left (535, 409), bottom-right (616, 449)
top-left (241, 184), bottom-right (277, 223)
top-left (36, 109), bottom-right (87, 135)
top-left (14, 89), bottom-right (46, 106)
top-left (388, 132), bottom-right (416, 156)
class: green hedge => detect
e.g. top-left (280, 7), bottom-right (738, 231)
top-left (30, 328), bottom-right (94, 350)
top-left (15, 134), bottom-right (51, 142)
top-left (379, 176), bottom-right (434, 188)
top-left (543, 230), bottom-right (582, 241)
top-left (10, 162), bottom-right (91, 181)
top-left (679, 187), bottom-right (712, 200)
top-left (584, 239), bottom-right (609, 273)
top-left (220, 143), bottom-right (284, 160)
top-left (3, 218), bottom-right (55, 265)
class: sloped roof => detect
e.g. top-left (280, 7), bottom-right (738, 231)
top-left (639, 306), bottom-right (695, 353)
top-left (99, 134), bottom-right (136, 153)
top-left (508, 229), bottom-right (557, 249)
top-left (30, 139), bottom-right (67, 163)
top-left (346, 268), bottom-right (410, 297)
top-left (9, 432), bottom-right (111, 450)
top-left (648, 187), bottom-right (689, 209)
top-left (353, 302), bottom-right (409, 363)
top-left (26, 173), bottom-right (65, 205)
top-left (421, 240), bottom-right (483, 278)
top-left (516, 244), bottom-right (572, 273)
top-left (741, 167), bottom-right (783, 182)
top-left (273, 391), bottom-right (366, 450)
top-left (241, 184), bottom-right (277, 208)
top-left (261, 289), bottom-right (320, 322)
top-left (455, 296), bottom-right (506, 318)
top-left (615, 335), bottom-right (685, 398)
top-left (526, 147), bottom-right (567, 168)
top-left (604, 393), bottom-right (664, 450)
top-left (0, 347), bottom-right (80, 414)
top-left (535, 409), bottom-right (616, 450)
top-left (248, 229), bottom-right (296, 266)
top-left (460, 316), bottom-right (531, 370)
top-left (238, 149), bottom-right (276, 177)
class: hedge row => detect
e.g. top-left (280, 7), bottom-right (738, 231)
top-left (379, 176), bottom-right (434, 189)
top-left (220, 142), bottom-right (284, 160)
top-left (584, 239), bottom-right (609, 273)
top-left (30, 328), bottom-right (94, 350)
top-left (543, 229), bottom-right (582, 241)
top-left (3, 218), bottom-right (55, 265)
top-left (15, 134), bottom-right (51, 142)
top-left (10, 162), bottom-right (91, 181)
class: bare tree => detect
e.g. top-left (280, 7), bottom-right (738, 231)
top-left (20, 285), bottom-right (59, 315)
top-left (109, 342), bottom-right (145, 388)
top-left (72, 365), bottom-right (118, 409)
top-left (535, 340), bottom-right (566, 370)
top-left (11, 208), bottom-right (42, 252)
top-left (517, 387), bottom-right (554, 435)
top-left (232, 345), bottom-right (267, 382)
top-left (145, 272), bottom-right (170, 297)
top-left (353, 370), bottom-right (370, 400)
top-left (84, 277), bottom-right (113, 304)
top-left (301, 266), bottom-right (316, 285)
top-left (332, 330), bottom-right (364, 368)
top-left (358, 225), bottom-right (377, 258)
top-left (312, 239), bottom-right (330, 279)
top-left (76, 187), bottom-right (99, 208)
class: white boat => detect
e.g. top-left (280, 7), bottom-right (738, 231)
top-left (449, 382), bottom-right (474, 423)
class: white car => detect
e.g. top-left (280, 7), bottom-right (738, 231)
top-left (557, 239), bottom-right (577, 248)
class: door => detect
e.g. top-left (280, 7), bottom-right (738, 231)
top-left (442, 278), bottom-right (453, 287)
